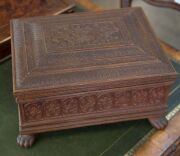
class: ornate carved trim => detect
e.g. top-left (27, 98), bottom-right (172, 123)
top-left (20, 85), bottom-right (170, 122)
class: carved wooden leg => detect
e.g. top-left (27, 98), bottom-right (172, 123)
top-left (17, 134), bottom-right (35, 148)
top-left (148, 116), bottom-right (168, 130)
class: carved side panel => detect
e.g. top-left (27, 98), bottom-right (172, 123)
top-left (20, 85), bottom-right (170, 122)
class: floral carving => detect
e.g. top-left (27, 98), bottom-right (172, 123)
top-left (23, 102), bottom-right (43, 121)
top-left (21, 86), bottom-right (169, 122)
top-left (62, 98), bottom-right (79, 115)
top-left (132, 89), bottom-right (148, 105)
top-left (79, 95), bottom-right (96, 113)
top-left (114, 91), bottom-right (131, 107)
top-left (97, 93), bottom-right (114, 111)
top-left (149, 87), bottom-right (168, 105)
top-left (44, 100), bottom-right (62, 117)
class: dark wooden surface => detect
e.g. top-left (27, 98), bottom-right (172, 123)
top-left (11, 8), bottom-right (177, 148)
top-left (0, 0), bottom-right (75, 60)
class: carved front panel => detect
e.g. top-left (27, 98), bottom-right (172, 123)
top-left (20, 85), bottom-right (170, 122)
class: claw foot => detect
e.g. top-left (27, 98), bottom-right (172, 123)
top-left (149, 116), bottom-right (168, 130)
top-left (17, 134), bottom-right (35, 148)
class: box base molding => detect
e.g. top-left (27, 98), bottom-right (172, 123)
top-left (17, 106), bottom-right (167, 148)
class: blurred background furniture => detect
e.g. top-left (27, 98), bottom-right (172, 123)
top-left (120, 0), bottom-right (180, 62)
top-left (144, 0), bottom-right (180, 11)
top-left (121, 0), bottom-right (180, 10)
top-left (0, 0), bottom-right (75, 62)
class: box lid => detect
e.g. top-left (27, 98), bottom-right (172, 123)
top-left (11, 7), bottom-right (176, 99)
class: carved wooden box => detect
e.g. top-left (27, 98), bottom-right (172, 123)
top-left (11, 7), bottom-right (176, 148)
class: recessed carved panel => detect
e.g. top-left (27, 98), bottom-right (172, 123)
top-left (44, 21), bottom-right (131, 52)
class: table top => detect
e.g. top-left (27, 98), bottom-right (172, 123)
top-left (11, 7), bottom-right (176, 97)
top-left (134, 110), bottom-right (180, 156)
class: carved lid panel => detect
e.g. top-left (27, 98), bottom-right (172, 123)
top-left (11, 8), bottom-right (176, 96)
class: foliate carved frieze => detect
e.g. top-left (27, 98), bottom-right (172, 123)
top-left (21, 85), bottom-right (170, 122)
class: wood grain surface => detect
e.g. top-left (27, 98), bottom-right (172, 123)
top-left (0, 0), bottom-right (75, 60)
